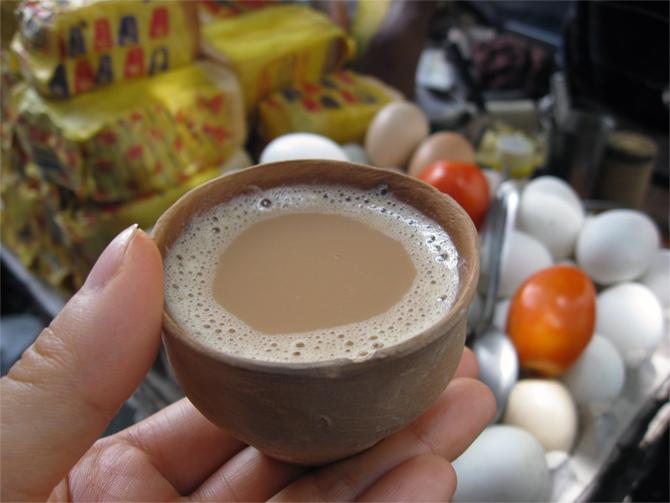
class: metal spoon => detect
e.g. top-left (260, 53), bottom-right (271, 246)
top-left (474, 180), bottom-right (520, 337)
top-left (473, 328), bottom-right (519, 422)
top-left (469, 179), bottom-right (521, 420)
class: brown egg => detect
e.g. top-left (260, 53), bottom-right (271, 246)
top-left (365, 102), bottom-right (429, 168)
top-left (408, 132), bottom-right (476, 177)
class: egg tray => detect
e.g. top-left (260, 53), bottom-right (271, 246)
top-left (550, 342), bottom-right (669, 501)
top-left (470, 180), bottom-right (670, 501)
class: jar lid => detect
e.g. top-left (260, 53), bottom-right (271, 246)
top-left (606, 131), bottom-right (657, 163)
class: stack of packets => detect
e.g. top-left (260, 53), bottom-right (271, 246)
top-left (199, 2), bottom-right (400, 144)
top-left (2, 0), bottom-right (403, 291)
top-left (200, 3), bottom-right (355, 114)
top-left (11, 62), bottom-right (244, 202)
top-left (2, 0), bottom-right (246, 291)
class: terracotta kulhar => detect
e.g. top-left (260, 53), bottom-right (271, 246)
top-left (152, 160), bottom-right (479, 465)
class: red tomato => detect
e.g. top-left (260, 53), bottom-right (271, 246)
top-left (418, 161), bottom-right (490, 228)
top-left (507, 265), bottom-right (596, 376)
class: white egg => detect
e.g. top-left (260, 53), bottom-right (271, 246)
top-left (596, 283), bottom-right (665, 367)
top-left (492, 298), bottom-right (511, 332)
top-left (453, 425), bottom-right (551, 502)
top-left (562, 335), bottom-right (625, 407)
top-left (499, 230), bottom-right (553, 298)
top-left (259, 133), bottom-right (347, 163)
top-left (521, 176), bottom-right (582, 209)
top-left (640, 249), bottom-right (670, 308)
top-left (503, 379), bottom-right (578, 452)
top-left (518, 178), bottom-right (584, 259)
top-left (341, 143), bottom-right (369, 164)
top-left (576, 209), bottom-right (660, 285)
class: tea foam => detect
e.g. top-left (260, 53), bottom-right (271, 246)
top-left (164, 184), bottom-right (460, 363)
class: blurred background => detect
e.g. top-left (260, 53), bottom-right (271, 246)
top-left (1, 1), bottom-right (668, 501)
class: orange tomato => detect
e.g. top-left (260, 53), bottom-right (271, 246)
top-left (507, 265), bottom-right (596, 376)
top-left (418, 161), bottom-right (490, 229)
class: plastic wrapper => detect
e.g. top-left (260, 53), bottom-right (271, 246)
top-left (198, 0), bottom-right (282, 23)
top-left (2, 164), bottom-right (222, 289)
top-left (2, 46), bottom-right (22, 141)
top-left (55, 166), bottom-right (222, 287)
top-left (11, 61), bottom-right (245, 203)
top-left (1, 161), bottom-right (77, 289)
top-left (348, 0), bottom-right (393, 59)
top-left (1, 163), bottom-right (62, 271)
top-left (258, 70), bottom-right (401, 144)
top-left (1, 130), bottom-right (29, 195)
top-left (201, 4), bottom-right (354, 113)
top-left (11, 0), bottom-right (199, 99)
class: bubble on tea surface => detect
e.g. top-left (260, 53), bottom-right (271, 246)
top-left (164, 184), bottom-right (459, 363)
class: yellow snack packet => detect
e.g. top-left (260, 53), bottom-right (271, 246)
top-left (1, 162), bottom-right (222, 290)
top-left (1, 49), bottom-right (22, 158)
top-left (1, 163), bottom-right (62, 269)
top-left (201, 4), bottom-right (355, 113)
top-left (55, 166), bottom-right (222, 288)
top-left (198, 0), bottom-right (281, 23)
top-left (37, 249), bottom-right (73, 289)
top-left (348, 0), bottom-right (393, 59)
top-left (258, 70), bottom-right (401, 144)
top-left (11, 0), bottom-right (199, 99)
top-left (12, 61), bottom-right (245, 202)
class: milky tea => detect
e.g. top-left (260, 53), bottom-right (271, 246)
top-left (164, 184), bottom-right (460, 363)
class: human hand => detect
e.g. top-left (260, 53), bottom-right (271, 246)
top-left (1, 225), bottom-right (495, 502)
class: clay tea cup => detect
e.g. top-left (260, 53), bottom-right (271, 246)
top-left (152, 160), bottom-right (480, 465)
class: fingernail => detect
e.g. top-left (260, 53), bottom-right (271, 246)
top-left (84, 224), bottom-right (139, 291)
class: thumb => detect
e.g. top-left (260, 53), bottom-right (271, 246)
top-left (1, 225), bottom-right (164, 501)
